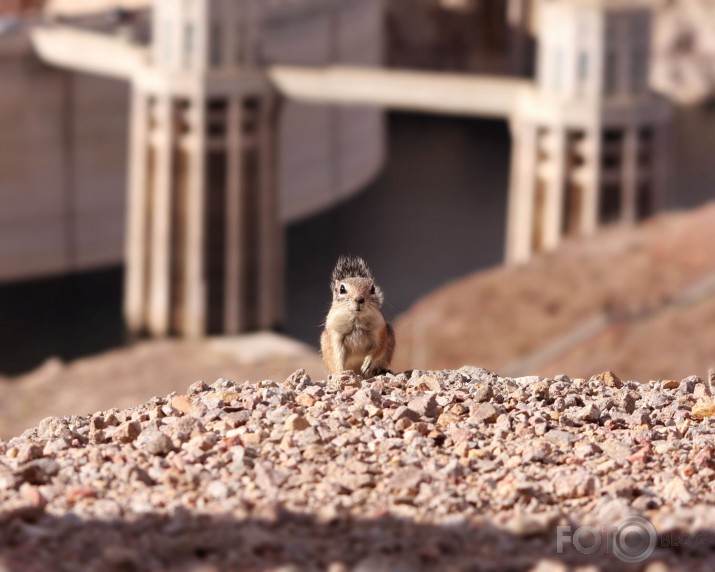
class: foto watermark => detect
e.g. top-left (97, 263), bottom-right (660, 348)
top-left (556, 515), bottom-right (707, 563)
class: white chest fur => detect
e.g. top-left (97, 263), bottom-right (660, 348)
top-left (327, 307), bottom-right (384, 370)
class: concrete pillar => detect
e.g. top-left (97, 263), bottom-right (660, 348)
top-left (147, 96), bottom-right (175, 336)
top-left (506, 121), bottom-right (537, 264)
top-left (543, 128), bottom-right (566, 250)
top-left (124, 90), bottom-right (150, 332)
top-left (184, 97), bottom-right (208, 338)
top-left (581, 127), bottom-right (601, 235)
top-left (257, 94), bottom-right (283, 329)
top-left (507, 0), bottom-right (532, 76)
top-left (651, 124), bottom-right (670, 212)
top-left (622, 125), bottom-right (639, 223)
top-left (224, 97), bottom-right (244, 335)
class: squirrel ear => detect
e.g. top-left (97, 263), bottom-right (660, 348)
top-left (375, 285), bottom-right (385, 306)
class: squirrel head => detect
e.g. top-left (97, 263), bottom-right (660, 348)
top-left (330, 256), bottom-right (384, 312)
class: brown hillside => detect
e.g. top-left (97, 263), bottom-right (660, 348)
top-left (393, 203), bottom-right (715, 381)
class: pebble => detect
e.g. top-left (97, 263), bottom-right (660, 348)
top-left (691, 397), bottom-right (715, 419)
top-left (471, 402), bottom-right (499, 424)
top-left (137, 429), bottom-right (175, 456)
top-left (284, 414), bottom-right (310, 431)
top-left (576, 403), bottom-right (600, 423)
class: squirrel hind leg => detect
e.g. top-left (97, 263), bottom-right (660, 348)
top-left (320, 329), bottom-right (336, 374)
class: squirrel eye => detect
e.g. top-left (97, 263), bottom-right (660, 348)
top-left (339, 284), bottom-right (346, 294)
top-left (370, 285), bottom-right (376, 295)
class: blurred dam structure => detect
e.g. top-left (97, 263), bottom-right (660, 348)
top-left (5, 0), bottom-right (673, 338)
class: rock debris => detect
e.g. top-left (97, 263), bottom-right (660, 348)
top-left (0, 368), bottom-right (714, 571)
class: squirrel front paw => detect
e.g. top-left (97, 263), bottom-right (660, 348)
top-left (361, 356), bottom-right (373, 377)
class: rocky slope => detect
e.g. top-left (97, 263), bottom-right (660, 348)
top-left (1, 367), bottom-right (714, 571)
top-left (393, 203), bottom-right (715, 381)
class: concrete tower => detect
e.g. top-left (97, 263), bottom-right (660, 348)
top-left (125, 0), bottom-right (283, 337)
top-left (506, 0), bottom-right (671, 263)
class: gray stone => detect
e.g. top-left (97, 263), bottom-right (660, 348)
top-left (407, 394), bottom-right (439, 418)
top-left (137, 429), bottom-right (176, 456)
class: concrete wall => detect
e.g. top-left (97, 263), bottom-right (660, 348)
top-left (0, 35), bottom-right (129, 280)
top-left (263, 0), bottom-right (385, 222)
top-left (0, 0), bottom-right (385, 282)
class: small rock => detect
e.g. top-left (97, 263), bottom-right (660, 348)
top-left (296, 393), bottom-right (316, 407)
top-left (544, 430), bottom-right (576, 448)
top-left (531, 381), bottom-right (549, 401)
top-left (679, 378), bottom-right (697, 394)
top-left (411, 375), bottom-right (442, 392)
top-left (473, 384), bottom-right (494, 402)
top-left (187, 380), bottom-right (209, 395)
top-left (171, 395), bottom-right (193, 415)
top-left (407, 394), bottom-right (439, 418)
top-left (600, 440), bottom-right (632, 463)
top-left (16, 443), bottom-right (43, 464)
top-left (137, 429), bottom-right (175, 456)
top-left (206, 480), bottom-right (231, 500)
top-left (284, 414), bottom-right (310, 431)
top-left (662, 476), bottom-right (692, 504)
top-left (576, 404), bottom-right (600, 423)
top-left (18, 458), bottom-right (60, 485)
top-left (631, 408), bottom-right (652, 428)
top-left (592, 371), bottom-right (622, 388)
top-left (113, 421), bottom-right (142, 444)
top-left (691, 397), bottom-right (715, 419)
top-left (514, 375), bottom-right (540, 386)
top-left (284, 368), bottom-right (311, 388)
top-left (392, 406), bottom-right (421, 422)
top-left (471, 403), bottom-right (499, 424)
top-left (388, 467), bottom-right (424, 494)
top-left (617, 392), bottom-right (638, 414)
top-left (0, 463), bottom-right (18, 490)
top-left (553, 470), bottom-right (598, 498)
top-left (606, 477), bottom-right (638, 499)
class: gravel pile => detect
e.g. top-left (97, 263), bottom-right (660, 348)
top-left (1, 367), bottom-right (714, 571)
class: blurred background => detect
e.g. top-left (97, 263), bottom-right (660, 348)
top-left (0, 0), bottom-right (714, 438)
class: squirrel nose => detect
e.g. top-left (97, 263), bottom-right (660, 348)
top-left (356, 297), bottom-right (365, 305)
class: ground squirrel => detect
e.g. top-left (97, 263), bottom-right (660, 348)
top-left (320, 256), bottom-right (395, 376)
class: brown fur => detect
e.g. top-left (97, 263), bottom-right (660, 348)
top-left (320, 258), bottom-right (395, 376)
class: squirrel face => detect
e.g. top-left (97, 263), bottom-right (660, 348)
top-left (332, 277), bottom-right (384, 314)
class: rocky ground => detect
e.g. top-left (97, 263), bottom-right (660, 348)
top-left (1, 367), bottom-right (714, 571)
top-left (0, 333), bottom-right (324, 440)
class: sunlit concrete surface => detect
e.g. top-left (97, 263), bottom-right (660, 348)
top-left (268, 66), bottom-right (529, 119)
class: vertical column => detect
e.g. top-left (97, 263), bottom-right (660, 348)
top-left (124, 90), bottom-right (150, 332)
top-left (507, 0), bottom-right (530, 76)
top-left (543, 128), bottom-right (566, 250)
top-left (651, 124), bottom-right (670, 213)
top-left (224, 98), bottom-right (244, 334)
top-left (506, 121), bottom-right (537, 264)
top-left (621, 125), bottom-right (639, 223)
top-left (581, 127), bottom-right (601, 235)
top-left (257, 93), bottom-right (284, 329)
top-left (148, 96), bottom-right (175, 336)
top-left (184, 96), bottom-right (208, 338)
